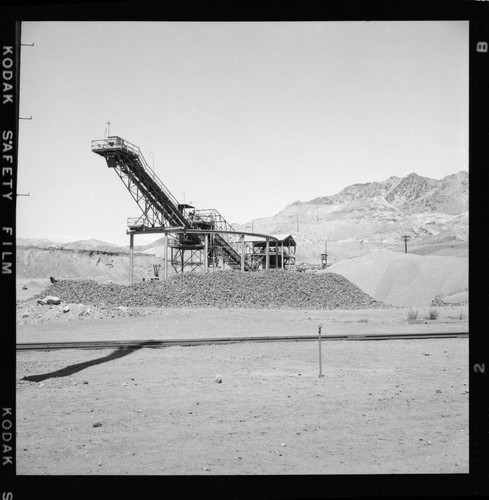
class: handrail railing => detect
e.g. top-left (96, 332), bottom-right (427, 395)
top-left (193, 208), bottom-right (239, 249)
top-left (193, 209), bottom-right (235, 233)
top-left (92, 137), bottom-right (191, 227)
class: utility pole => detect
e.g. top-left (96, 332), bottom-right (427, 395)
top-left (402, 235), bottom-right (411, 254)
top-left (318, 324), bottom-right (324, 378)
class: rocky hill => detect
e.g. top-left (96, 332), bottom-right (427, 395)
top-left (16, 240), bottom-right (164, 283)
top-left (16, 238), bottom-right (128, 253)
top-left (303, 171), bottom-right (467, 214)
top-left (233, 171), bottom-right (468, 264)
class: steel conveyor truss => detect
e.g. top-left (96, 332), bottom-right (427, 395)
top-left (91, 136), bottom-right (255, 271)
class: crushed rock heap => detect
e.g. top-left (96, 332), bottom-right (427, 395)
top-left (33, 270), bottom-right (384, 310)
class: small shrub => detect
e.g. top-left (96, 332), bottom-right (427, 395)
top-left (407, 308), bottom-right (418, 320)
top-left (426, 309), bottom-right (439, 320)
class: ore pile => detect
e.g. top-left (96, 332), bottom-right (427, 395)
top-left (34, 270), bottom-right (384, 310)
top-left (36, 270), bottom-right (383, 309)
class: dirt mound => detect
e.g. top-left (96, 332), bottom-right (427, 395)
top-left (325, 249), bottom-right (468, 307)
top-left (409, 242), bottom-right (468, 258)
top-left (443, 291), bottom-right (469, 305)
top-left (31, 270), bottom-right (383, 310)
top-left (16, 246), bottom-right (164, 282)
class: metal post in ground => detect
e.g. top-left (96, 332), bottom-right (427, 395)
top-left (163, 232), bottom-right (168, 279)
top-left (318, 324), bottom-right (324, 378)
top-left (265, 237), bottom-right (270, 270)
top-left (240, 234), bottom-right (245, 272)
top-left (402, 235), bottom-right (411, 253)
top-left (129, 232), bottom-right (134, 285)
top-left (204, 233), bottom-right (209, 272)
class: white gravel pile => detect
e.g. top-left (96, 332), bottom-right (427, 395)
top-left (323, 249), bottom-right (468, 307)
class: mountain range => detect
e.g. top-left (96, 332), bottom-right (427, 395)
top-left (233, 171), bottom-right (468, 264)
top-left (17, 171), bottom-right (468, 268)
top-left (306, 171), bottom-right (467, 214)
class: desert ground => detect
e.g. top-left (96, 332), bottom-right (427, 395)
top-left (16, 275), bottom-right (468, 475)
top-left (15, 233), bottom-right (469, 476)
top-left (16, 335), bottom-right (468, 475)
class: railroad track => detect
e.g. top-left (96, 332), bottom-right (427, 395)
top-left (16, 332), bottom-right (468, 351)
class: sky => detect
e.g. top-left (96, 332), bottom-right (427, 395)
top-left (17, 21), bottom-right (468, 246)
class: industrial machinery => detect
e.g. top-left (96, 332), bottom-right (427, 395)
top-left (152, 264), bottom-right (161, 280)
top-left (91, 135), bottom-right (296, 278)
top-left (321, 242), bottom-right (328, 269)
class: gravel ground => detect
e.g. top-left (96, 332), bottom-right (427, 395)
top-left (16, 337), bottom-right (468, 475)
top-left (17, 306), bottom-right (469, 344)
top-left (15, 271), bottom-right (469, 480)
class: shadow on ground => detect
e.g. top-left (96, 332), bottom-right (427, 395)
top-left (21, 343), bottom-right (155, 383)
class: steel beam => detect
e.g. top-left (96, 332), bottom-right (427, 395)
top-left (265, 237), bottom-right (270, 270)
top-left (129, 232), bottom-right (134, 284)
top-left (204, 234), bottom-right (209, 272)
top-left (240, 234), bottom-right (245, 272)
top-left (163, 232), bottom-right (168, 278)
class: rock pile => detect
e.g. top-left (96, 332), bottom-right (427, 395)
top-left (37, 296), bottom-right (61, 306)
top-left (33, 270), bottom-right (384, 310)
